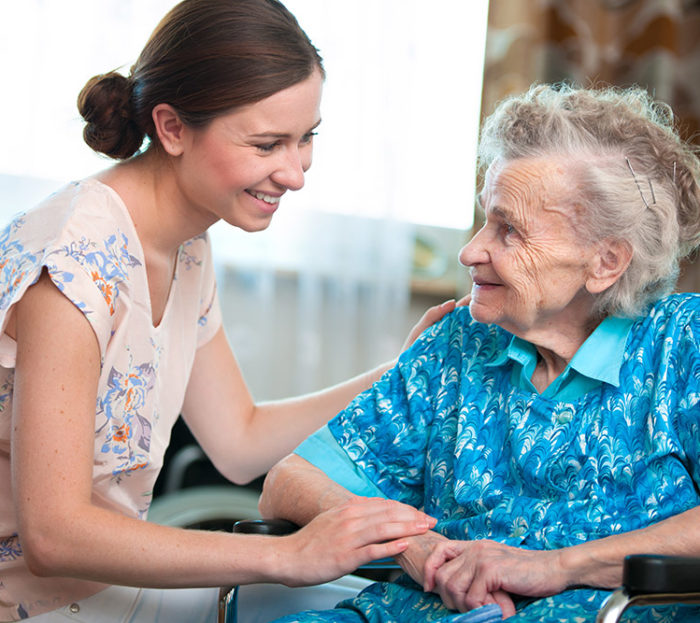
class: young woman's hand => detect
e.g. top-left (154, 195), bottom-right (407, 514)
top-left (401, 295), bottom-right (470, 352)
top-left (277, 497), bottom-right (436, 587)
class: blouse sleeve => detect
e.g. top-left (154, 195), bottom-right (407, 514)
top-left (295, 425), bottom-right (387, 498)
top-left (0, 215), bottom-right (117, 366)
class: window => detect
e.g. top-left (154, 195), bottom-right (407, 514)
top-left (1, 1), bottom-right (487, 231)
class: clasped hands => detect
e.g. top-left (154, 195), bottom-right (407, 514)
top-left (395, 531), bottom-right (569, 618)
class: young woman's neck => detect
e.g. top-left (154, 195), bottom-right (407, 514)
top-left (97, 148), bottom-right (214, 257)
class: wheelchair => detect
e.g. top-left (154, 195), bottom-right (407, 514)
top-left (596, 554), bottom-right (700, 622)
top-left (221, 520), bottom-right (700, 623)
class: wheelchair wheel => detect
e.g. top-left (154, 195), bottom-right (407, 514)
top-left (147, 485), bottom-right (261, 531)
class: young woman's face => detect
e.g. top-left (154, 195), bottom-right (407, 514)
top-left (176, 68), bottom-right (323, 232)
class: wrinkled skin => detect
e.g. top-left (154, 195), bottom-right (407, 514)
top-left (460, 157), bottom-right (599, 356)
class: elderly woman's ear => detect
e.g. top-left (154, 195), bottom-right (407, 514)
top-left (585, 238), bottom-right (633, 294)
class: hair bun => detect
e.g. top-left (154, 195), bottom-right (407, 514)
top-left (77, 72), bottom-right (145, 159)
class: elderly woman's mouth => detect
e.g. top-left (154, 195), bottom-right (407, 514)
top-left (472, 277), bottom-right (501, 288)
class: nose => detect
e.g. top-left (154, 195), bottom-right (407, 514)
top-left (458, 225), bottom-right (490, 267)
top-left (271, 147), bottom-right (308, 191)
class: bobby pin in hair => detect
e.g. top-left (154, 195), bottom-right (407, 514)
top-left (625, 157), bottom-right (656, 209)
top-left (673, 161), bottom-right (677, 185)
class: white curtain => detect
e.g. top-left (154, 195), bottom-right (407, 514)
top-left (211, 212), bottom-right (414, 399)
top-left (0, 0), bottom-right (487, 400)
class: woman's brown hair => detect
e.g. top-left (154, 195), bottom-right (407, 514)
top-left (77, 0), bottom-right (324, 159)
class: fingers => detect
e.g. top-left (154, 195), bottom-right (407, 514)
top-left (434, 557), bottom-right (472, 611)
top-left (492, 590), bottom-right (516, 618)
top-left (431, 547), bottom-right (497, 612)
top-left (401, 299), bottom-right (458, 352)
top-left (429, 545), bottom-right (516, 616)
top-left (340, 497), bottom-right (436, 530)
top-left (422, 542), bottom-right (458, 591)
top-left (288, 498), bottom-right (437, 585)
top-left (356, 537), bottom-right (412, 563)
top-left (351, 512), bottom-right (434, 546)
top-left (456, 294), bottom-right (471, 307)
top-left (323, 499), bottom-right (435, 552)
top-left (428, 299), bottom-right (456, 322)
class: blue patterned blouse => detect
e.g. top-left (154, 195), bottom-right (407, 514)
top-left (286, 294), bottom-right (700, 622)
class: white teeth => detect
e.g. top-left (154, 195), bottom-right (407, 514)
top-left (250, 191), bottom-right (280, 205)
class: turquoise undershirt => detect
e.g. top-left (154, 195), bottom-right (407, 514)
top-left (295, 315), bottom-right (635, 498)
top-left (488, 315), bottom-right (634, 401)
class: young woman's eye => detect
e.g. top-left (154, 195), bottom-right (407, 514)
top-left (256, 141), bottom-right (280, 153)
top-left (300, 131), bottom-right (317, 145)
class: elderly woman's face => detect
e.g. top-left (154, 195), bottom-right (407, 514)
top-left (460, 157), bottom-right (597, 337)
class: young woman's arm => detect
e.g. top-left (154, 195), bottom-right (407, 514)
top-left (11, 272), bottom-right (434, 589)
top-left (181, 299), bottom-right (460, 484)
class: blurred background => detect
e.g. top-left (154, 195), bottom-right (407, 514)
top-left (0, 0), bottom-right (485, 402)
top-left (1, 0), bottom-right (699, 502)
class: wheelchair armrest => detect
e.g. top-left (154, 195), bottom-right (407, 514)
top-left (623, 554), bottom-right (700, 595)
top-left (596, 555), bottom-right (700, 623)
top-left (233, 518), bottom-right (300, 536)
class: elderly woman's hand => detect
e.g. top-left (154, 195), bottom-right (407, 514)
top-left (394, 530), bottom-right (452, 587)
top-left (423, 539), bottom-right (568, 618)
top-left (401, 295), bottom-right (470, 352)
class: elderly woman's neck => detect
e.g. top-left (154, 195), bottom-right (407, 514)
top-left (525, 319), bottom-right (601, 393)
top-left (530, 347), bottom-right (573, 393)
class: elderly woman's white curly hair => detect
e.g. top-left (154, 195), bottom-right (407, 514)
top-left (478, 83), bottom-right (700, 318)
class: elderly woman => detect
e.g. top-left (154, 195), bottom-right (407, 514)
top-left (258, 83), bottom-right (700, 622)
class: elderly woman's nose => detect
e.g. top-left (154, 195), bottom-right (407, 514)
top-left (459, 229), bottom-right (488, 266)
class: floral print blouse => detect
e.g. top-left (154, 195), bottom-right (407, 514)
top-left (0, 179), bottom-right (222, 620)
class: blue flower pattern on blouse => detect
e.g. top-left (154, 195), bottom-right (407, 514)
top-left (97, 358), bottom-right (157, 481)
top-left (0, 217), bottom-right (39, 312)
top-left (49, 231), bottom-right (141, 316)
top-left (274, 294), bottom-right (700, 622)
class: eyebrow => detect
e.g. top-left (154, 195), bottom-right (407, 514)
top-left (478, 190), bottom-right (528, 232)
top-left (489, 205), bottom-right (528, 232)
top-left (247, 118), bottom-right (322, 140)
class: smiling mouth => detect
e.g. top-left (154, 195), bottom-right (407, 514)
top-left (246, 190), bottom-right (281, 205)
top-left (472, 277), bottom-right (501, 287)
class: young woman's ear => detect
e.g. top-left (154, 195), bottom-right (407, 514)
top-left (585, 238), bottom-right (633, 294)
top-left (151, 104), bottom-right (187, 156)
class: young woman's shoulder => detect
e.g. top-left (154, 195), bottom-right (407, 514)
top-left (7, 179), bottom-right (136, 249)
top-left (0, 179), bottom-right (145, 358)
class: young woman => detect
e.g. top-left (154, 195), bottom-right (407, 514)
top-left (0, 1), bottom-right (448, 620)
